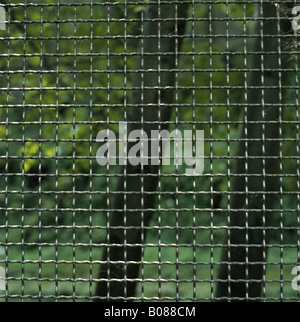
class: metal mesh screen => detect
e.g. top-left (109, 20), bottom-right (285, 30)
top-left (0, 0), bottom-right (299, 302)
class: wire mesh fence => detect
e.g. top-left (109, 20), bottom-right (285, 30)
top-left (0, 0), bottom-right (299, 302)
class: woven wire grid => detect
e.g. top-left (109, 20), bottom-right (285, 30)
top-left (0, 0), bottom-right (299, 302)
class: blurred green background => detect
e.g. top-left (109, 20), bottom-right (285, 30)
top-left (0, 0), bottom-right (299, 301)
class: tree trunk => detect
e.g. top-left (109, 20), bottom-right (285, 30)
top-left (95, 1), bottom-right (189, 301)
top-left (216, 2), bottom-right (293, 301)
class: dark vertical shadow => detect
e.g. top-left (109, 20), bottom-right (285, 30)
top-left (95, 1), bottom-right (189, 302)
top-left (215, 2), bottom-right (294, 301)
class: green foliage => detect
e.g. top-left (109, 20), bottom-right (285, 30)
top-left (0, 1), bottom-right (299, 301)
